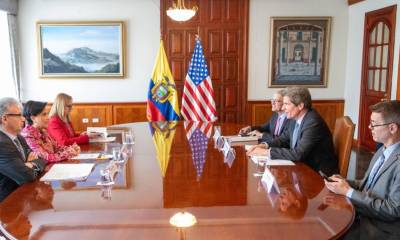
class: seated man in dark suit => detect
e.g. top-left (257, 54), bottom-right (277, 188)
top-left (239, 89), bottom-right (291, 143)
top-left (0, 97), bottom-right (45, 202)
top-left (247, 87), bottom-right (338, 176)
top-left (325, 100), bottom-right (400, 240)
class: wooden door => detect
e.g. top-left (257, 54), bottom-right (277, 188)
top-left (161, 0), bottom-right (249, 123)
top-left (358, 5), bottom-right (397, 150)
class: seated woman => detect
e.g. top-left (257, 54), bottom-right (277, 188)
top-left (21, 101), bottom-right (80, 163)
top-left (47, 93), bottom-right (96, 146)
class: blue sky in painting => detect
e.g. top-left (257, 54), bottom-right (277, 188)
top-left (41, 25), bottom-right (121, 54)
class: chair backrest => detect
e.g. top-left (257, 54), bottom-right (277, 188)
top-left (333, 116), bottom-right (355, 178)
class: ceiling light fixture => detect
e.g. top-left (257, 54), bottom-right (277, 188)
top-left (166, 0), bottom-right (198, 22)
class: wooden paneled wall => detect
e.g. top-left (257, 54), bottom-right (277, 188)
top-left (69, 102), bottom-right (147, 133)
top-left (68, 100), bottom-right (344, 133)
top-left (247, 100), bottom-right (345, 133)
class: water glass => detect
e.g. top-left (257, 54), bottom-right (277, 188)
top-left (123, 130), bottom-right (135, 145)
top-left (112, 147), bottom-right (121, 161)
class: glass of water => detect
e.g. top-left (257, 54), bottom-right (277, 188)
top-left (123, 130), bottom-right (135, 145)
top-left (112, 147), bottom-right (121, 161)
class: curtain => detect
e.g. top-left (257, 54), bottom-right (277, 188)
top-left (0, 0), bottom-right (17, 14)
top-left (7, 13), bottom-right (21, 101)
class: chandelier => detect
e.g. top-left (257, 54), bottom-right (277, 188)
top-left (166, 0), bottom-right (198, 22)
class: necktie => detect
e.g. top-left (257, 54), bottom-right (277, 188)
top-left (291, 123), bottom-right (300, 149)
top-left (14, 138), bottom-right (26, 160)
top-left (274, 116), bottom-right (282, 136)
top-left (365, 154), bottom-right (385, 190)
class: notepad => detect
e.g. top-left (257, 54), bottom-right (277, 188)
top-left (265, 159), bottom-right (295, 166)
top-left (72, 153), bottom-right (101, 160)
top-left (40, 163), bottom-right (95, 182)
top-left (89, 136), bottom-right (116, 143)
top-left (224, 135), bottom-right (259, 142)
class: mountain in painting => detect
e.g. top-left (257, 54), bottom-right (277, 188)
top-left (59, 47), bottom-right (119, 64)
top-left (43, 48), bottom-right (87, 73)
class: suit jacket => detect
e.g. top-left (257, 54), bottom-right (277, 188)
top-left (252, 112), bottom-right (291, 143)
top-left (268, 109), bottom-right (338, 176)
top-left (0, 131), bottom-right (45, 202)
top-left (346, 145), bottom-right (400, 239)
top-left (48, 115), bottom-right (89, 146)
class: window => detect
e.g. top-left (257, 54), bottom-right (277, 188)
top-left (0, 11), bottom-right (16, 98)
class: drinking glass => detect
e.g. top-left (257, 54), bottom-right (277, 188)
top-left (112, 147), bottom-right (121, 161)
top-left (123, 130), bottom-right (135, 145)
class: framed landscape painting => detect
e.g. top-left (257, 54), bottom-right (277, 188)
top-left (37, 21), bottom-right (125, 78)
top-left (269, 17), bottom-right (331, 87)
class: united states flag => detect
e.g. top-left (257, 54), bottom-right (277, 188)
top-left (181, 38), bottom-right (217, 121)
top-left (184, 121), bottom-right (213, 181)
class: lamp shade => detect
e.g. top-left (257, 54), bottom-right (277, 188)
top-left (166, 0), bottom-right (197, 22)
top-left (169, 211), bottom-right (197, 228)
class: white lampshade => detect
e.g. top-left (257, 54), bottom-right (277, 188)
top-left (169, 211), bottom-right (197, 228)
top-left (166, 0), bottom-right (197, 22)
top-left (167, 8), bottom-right (196, 22)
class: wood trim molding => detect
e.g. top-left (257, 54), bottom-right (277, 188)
top-left (348, 0), bottom-right (364, 6)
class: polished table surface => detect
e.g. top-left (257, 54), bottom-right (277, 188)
top-left (0, 122), bottom-right (354, 240)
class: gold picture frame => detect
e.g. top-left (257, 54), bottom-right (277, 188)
top-left (268, 17), bottom-right (331, 88)
top-left (37, 21), bottom-right (125, 78)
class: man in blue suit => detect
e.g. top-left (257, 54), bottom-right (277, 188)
top-left (239, 89), bottom-right (291, 143)
top-left (326, 100), bottom-right (400, 240)
top-left (247, 87), bottom-right (338, 176)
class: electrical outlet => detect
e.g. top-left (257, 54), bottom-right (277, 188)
top-left (92, 118), bottom-right (99, 123)
top-left (82, 118), bottom-right (89, 123)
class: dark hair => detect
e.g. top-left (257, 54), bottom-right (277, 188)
top-left (369, 100), bottom-right (400, 124)
top-left (284, 87), bottom-right (312, 109)
top-left (23, 101), bottom-right (47, 125)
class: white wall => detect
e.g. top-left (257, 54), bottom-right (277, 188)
top-left (344, 0), bottom-right (400, 138)
top-left (18, 0), bottom-right (161, 102)
top-left (248, 0), bottom-right (349, 100)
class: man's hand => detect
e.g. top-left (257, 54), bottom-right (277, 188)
top-left (324, 175), bottom-right (351, 196)
top-left (27, 152), bottom-right (37, 162)
top-left (239, 126), bottom-right (251, 135)
top-left (248, 130), bottom-right (262, 137)
top-left (25, 162), bottom-right (34, 169)
top-left (247, 146), bottom-right (270, 157)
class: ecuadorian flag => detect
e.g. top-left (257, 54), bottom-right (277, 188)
top-left (147, 40), bottom-right (180, 121)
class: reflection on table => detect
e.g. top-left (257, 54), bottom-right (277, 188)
top-left (0, 122), bottom-right (354, 240)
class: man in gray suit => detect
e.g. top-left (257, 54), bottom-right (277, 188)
top-left (0, 97), bottom-right (45, 202)
top-left (326, 100), bottom-right (400, 239)
top-left (247, 87), bottom-right (338, 175)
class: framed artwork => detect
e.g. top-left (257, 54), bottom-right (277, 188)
top-left (37, 21), bottom-right (125, 78)
top-left (269, 17), bottom-right (331, 87)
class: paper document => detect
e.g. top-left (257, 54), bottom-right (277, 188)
top-left (89, 137), bottom-right (116, 143)
top-left (40, 163), bottom-right (95, 181)
top-left (225, 135), bottom-right (259, 142)
top-left (250, 156), bottom-right (294, 166)
top-left (72, 153), bottom-right (101, 160)
top-left (87, 127), bottom-right (108, 137)
top-left (265, 159), bottom-right (295, 166)
top-left (250, 155), bottom-right (269, 164)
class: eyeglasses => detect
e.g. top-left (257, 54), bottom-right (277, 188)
top-left (5, 113), bottom-right (23, 117)
top-left (368, 122), bottom-right (394, 128)
top-left (270, 99), bottom-right (282, 104)
top-left (65, 104), bottom-right (73, 109)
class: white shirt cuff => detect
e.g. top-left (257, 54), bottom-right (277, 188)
top-left (345, 188), bottom-right (354, 198)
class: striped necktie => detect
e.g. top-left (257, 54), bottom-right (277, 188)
top-left (365, 154), bottom-right (385, 190)
top-left (274, 116), bottom-right (282, 136)
top-left (14, 137), bottom-right (26, 160)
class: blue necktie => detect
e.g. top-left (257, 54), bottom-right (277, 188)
top-left (291, 123), bottom-right (300, 149)
top-left (365, 154), bottom-right (385, 190)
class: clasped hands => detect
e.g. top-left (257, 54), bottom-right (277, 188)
top-left (238, 126), bottom-right (263, 137)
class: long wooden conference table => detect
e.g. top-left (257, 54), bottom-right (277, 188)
top-left (0, 122), bottom-right (354, 240)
